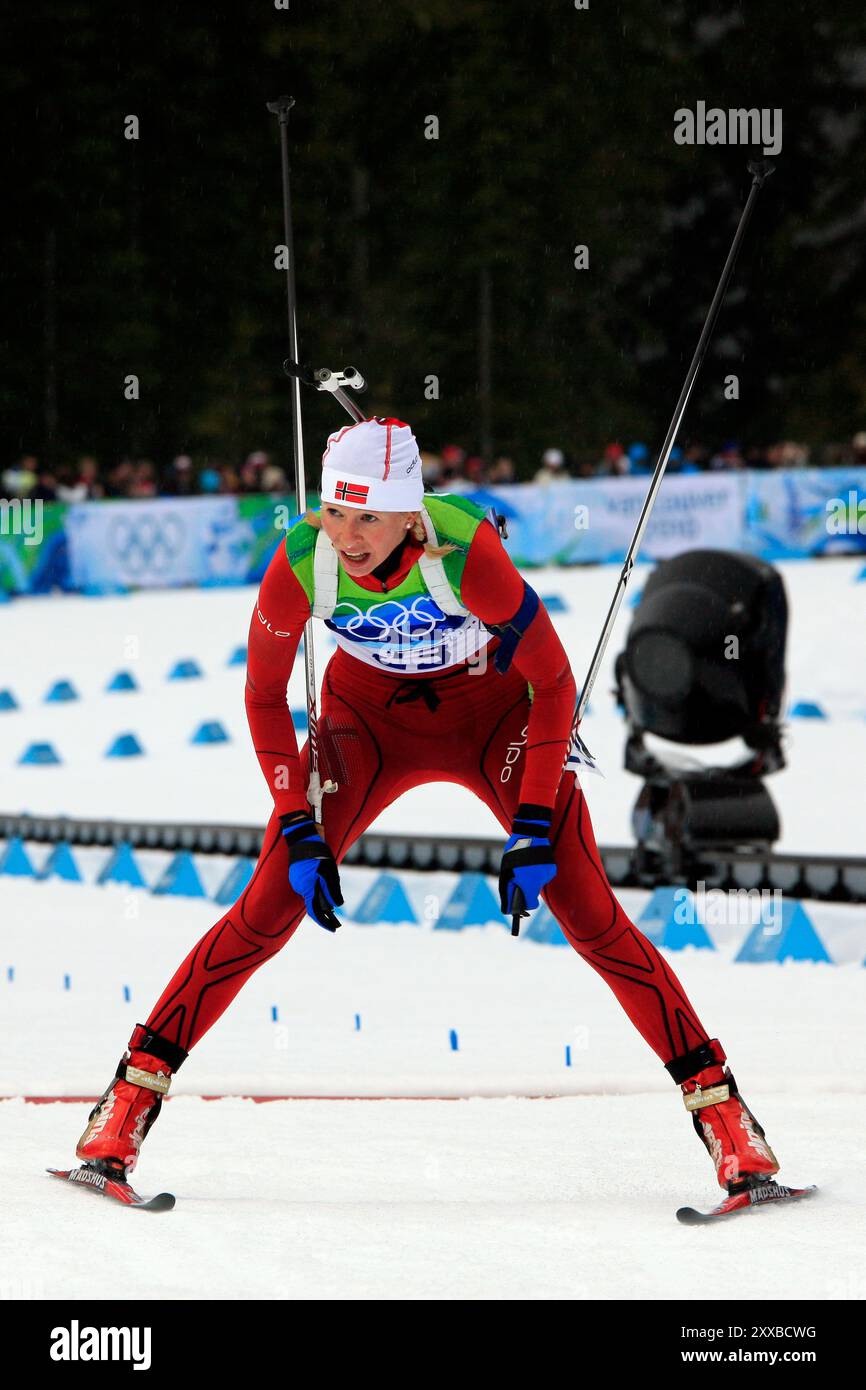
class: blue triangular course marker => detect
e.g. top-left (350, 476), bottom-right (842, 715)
top-left (437, 873), bottom-right (502, 930)
top-left (0, 689), bottom-right (19, 711)
top-left (97, 843), bottom-right (147, 888)
top-left (38, 841), bottom-right (83, 883)
top-left (19, 742), bottom-right (62, 765)
top-left (540, 594), bottom-right (568, 613)
top-left (856, 564), bottom-right (866, 582)
top-left (521, 902), bottom-right (567, 944)
top-left (213, 857), bottom-right (256, 905)
top-left (353, 873), bottom-right (418, 925)
top-left (0, 837), bottom-right (36, 877)
top-left (106, 670), bottom-right (138, 692)
top-left (153, 851), bottom-right (206, 898)
top-left (735, 900), bottom-right (831, 964)
top-left (788, 701), bottom-right (827, 720)
top-left (638, 886), bottom-right (715, 951)
top-left (228, 646), bottom-right (247, 666)
top-left (105, 732), bottom-right (144, 758)
top-left (291, 709), bottom-right (308, 730)
top-left (168, 658), bottom-right (203, 680)
top-left (44, 679), bottom-right (78, 703)
top-left (191, 720), bottom-right (230, 745)
top-left (627, 587), bottom-right (644, 609)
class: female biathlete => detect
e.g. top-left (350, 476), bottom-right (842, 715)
top-left (74, 417), bottom-right (781, 1202)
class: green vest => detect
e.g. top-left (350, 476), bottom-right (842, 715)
top-left (284, 493), bottom-right (492, 674)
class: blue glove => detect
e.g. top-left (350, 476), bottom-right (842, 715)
top-left (280, 811), bottom-right (344, 932)
top-left (499, 804), bottom-right (557, 914)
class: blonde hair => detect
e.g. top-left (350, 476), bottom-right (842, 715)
top-left (304, 506), bottom-right (458, 559)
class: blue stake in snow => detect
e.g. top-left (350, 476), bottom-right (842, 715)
top-left (38, 841), bottom-right (83, 883)
top-left (354, 1013), bottom-right (361, 1031)
top-left (191, 720), bottom-right (230, 745)
top-left (105, 732), bottom-right (144, 758)
top-left (735, 901), bottom-right (831, 964)
top-left (213, 857), bottom-right (255, 905)
top-left (123, 985), bottom-right (131, 1002)
top-left (637, 886), bottom-right (714, 952)
top-left (271, 1005), bottom-right (279, 1022)
top-left (438, 874), bottom-right (501, 930)
top-left (354, 873), bottom-right (418, 925)
top-left (540, 594), bottom-right (568, 613)
top-left (153, 852), bottom-right (206, 899)
top-left (44, 679), bottom-right (79, 703)
top-left (63, 974), bottom-right (71, 991)
top-left (0, 837), bottom-right (37, 878)
top-left (522, 903), bottom-right (567, 945)
top-left (168, 658), bottom-right (203, 680)
top-left (449, 1029), bottom-right (459, 1052)
top-left (97, 842), bottom-right (147, 889)
top-left (7, 967), bottom-right (14, 982)
top-left (788, 700), bottom-right (827, 720)
top-left (106, 670), bottom-right (139, 693)
top-left (565, 1045), bottom-right (572, 1068)
top-left (19, 741), bottom-right (62, 765)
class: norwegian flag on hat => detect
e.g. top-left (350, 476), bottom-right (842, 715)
top-left (319, 416), bottom-right (424, 512)
top-left (334, 480), bottom-right (370, 505)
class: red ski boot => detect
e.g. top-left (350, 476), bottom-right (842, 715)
top-left (667, 1038), bottom-right (780, 1194)
top-left (76, 1024), bottom-right (188, 1179)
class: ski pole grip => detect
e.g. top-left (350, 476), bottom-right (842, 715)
top-left (283, 358), bottom-right (317, 385)
top-left (747, 158), bottom-right (776, 186)
top-left (266, 95), bottom-right (296, 118)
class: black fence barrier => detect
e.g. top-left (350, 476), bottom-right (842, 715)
top-left (3, 811), bottom-right (866, 902)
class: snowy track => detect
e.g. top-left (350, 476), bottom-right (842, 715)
top-left (1, 556), bottom-right (864, 1299)
top-left (0, 1091), bottom-right (859, 1301)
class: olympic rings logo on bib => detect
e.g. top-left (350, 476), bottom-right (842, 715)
top-left (326, 595), bottom-right (490, 674)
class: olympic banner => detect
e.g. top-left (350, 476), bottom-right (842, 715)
top-left (466, 474), bottom-right (745, 566)
top-left (742, 467), bottom-right (866, 559)
top-left (0, 501), bottom-right (71, 595)
top-left (3, 469), bottom-right (866, 597)
top-left (65, 497), bottom-right (241, 589)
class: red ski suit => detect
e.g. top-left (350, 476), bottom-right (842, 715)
top-left (143, 518), bottom-right (712, 1071)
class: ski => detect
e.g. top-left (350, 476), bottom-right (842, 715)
top-left (47, 1166), bottom-right (175, 1212)
top-left (677, 1179), bottom-right (817, 1225)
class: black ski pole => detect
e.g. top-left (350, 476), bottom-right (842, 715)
top-left (569, 159), bottom-right (776, 774)
top-left (267, 94), bottom-right (336, 829)
top-left (510, 885), bottom-right (527, 937)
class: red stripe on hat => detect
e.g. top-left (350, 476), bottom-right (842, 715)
top-left (321, 421), bottom-right (364, 465)
top-left (382, 422), bottom-right (393, 480)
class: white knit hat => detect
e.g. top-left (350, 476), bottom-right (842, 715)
top-left (320, 417), bottom-right (424, 511)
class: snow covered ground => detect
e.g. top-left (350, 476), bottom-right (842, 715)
top-left (1, 872), bottom-right (865, 1300)
top-left (1, 556), bottom-right (865, 853)
top-left (1, 555), bottom-right (864, 1299)
top-left (3, 1091), bottom-right (858, 1302)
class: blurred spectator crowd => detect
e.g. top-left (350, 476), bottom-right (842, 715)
top-left (4, 433), bottom-right (866, 502)
top-left (0, 451), bottom-right (288, 502)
